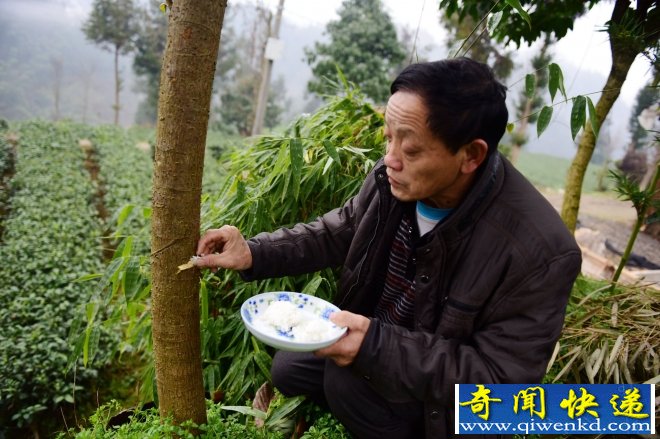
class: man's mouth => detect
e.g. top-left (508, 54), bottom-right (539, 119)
top-left (387, 175), bottom-right (403, 188)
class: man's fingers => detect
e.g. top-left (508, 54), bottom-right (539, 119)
top-left (194, 225), bottom-right (252, 271)
top-left (196, 228), bottom-right (228, 255)
top-left (193, 253), bottom-right (226, 269)
top-left (328, 310), bottom-right (353, 328)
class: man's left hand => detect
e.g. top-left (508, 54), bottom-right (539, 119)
top-left (315, 311), bottom-right (370, 367)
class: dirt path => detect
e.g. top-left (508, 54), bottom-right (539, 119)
top-left (541, 189), bottom-right (660, 267)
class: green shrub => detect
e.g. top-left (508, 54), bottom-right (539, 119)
top-left (0, 121), bottom-right (109, 432)
top-left (60, 398), bottom-right (351, 439)
top-left (198, 86), bottom-right (386, 403)
top-left (81, 85), bottom-right (387, 408)
top-left (0, 128), bottom-right (15, 233)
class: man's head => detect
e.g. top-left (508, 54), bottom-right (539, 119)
top-left (383, 58), bottom-right (508, 208)
top-left (390, 57), bottom-right (508, 155)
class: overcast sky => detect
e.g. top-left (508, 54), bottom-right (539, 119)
top-left (5, 0), bottom-right (655, 157)
top-left (57, 0), bottom-right (653, 104)
top-left (249, 0), bottom-right (653, 157)
top-left (265, 0), bottom-right (652, 100)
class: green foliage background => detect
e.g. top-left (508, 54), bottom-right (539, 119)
top-left (1, 85), bottom-right (655, 438)
top-left (0, 122), bottom-right (106, 429)
top-left (304, 0), bottom-right (406, 103)
top-left (0, 121), bottom-right (155, 434)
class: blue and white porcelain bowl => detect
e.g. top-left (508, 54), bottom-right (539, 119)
top-left (241, 291), bottom-right (347, 352)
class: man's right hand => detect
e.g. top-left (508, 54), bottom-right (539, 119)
top-left (193, 225), bottom-right (253, 272)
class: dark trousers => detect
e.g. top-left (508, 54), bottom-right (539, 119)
top-left (271, 351), bottom-right (425, 439)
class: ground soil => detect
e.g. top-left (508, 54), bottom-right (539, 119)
top-left (541, 189), bottom-right (660, 267)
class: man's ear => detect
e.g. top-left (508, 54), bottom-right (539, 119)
top-left (460, 139), bottom-right (488, 174)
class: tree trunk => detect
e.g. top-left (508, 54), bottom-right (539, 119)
top-left (151, 0), bottom-right (226, 428)
top-left (510, 98), bottom-right (532, 166)
top-left (113, 47), bottom-right (120, 126)
top-left (51, 58), bottom-right (62, 121)
top-left (560, 1), bottom-right (639, 233)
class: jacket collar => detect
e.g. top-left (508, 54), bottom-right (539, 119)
top-left (374, 151), bottom-right (505, 243)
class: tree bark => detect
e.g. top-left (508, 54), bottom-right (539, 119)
top-left (510, 98), bottom-right (532, 166)
top-left (151, 0), bottom-right (226, 427)
top-left (560, 0), bottom-right (640, 233)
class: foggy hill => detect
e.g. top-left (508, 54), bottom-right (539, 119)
top-left (0, 0), bottom-right (641, 162)
top-left (0, 0), bottom-right (140, 126)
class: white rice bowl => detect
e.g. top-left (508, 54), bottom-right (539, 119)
top-left (241, 292), bottom-right (347, 351)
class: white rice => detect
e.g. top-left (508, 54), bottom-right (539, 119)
top-left (255, 300), bottom-right (336, 342)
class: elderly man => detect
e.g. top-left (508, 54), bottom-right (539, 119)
top-left (195, 57), bottom-right (581, 439)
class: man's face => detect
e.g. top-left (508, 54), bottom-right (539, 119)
top-left (383, 91), bottom-right (476, 208)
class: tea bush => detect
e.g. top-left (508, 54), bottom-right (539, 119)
top-left (0, 121), bottom-right (160, 435)
top-left (0, 121), bottom-right (107, 432)
top-left (0, 123), bottom-right (15, 233)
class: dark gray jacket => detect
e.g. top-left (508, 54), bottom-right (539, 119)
top-left (245, 152), bottom-right (582, 438)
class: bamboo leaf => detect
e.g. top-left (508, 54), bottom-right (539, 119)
top-left (116, 204), bottom-right (134, 227)
top-left (82, 325), bottom-right (101, 366)
top-left (236, 179), bottom-right (246, 204)
top-left (73, 273), bottom-right (103, 283)
top-left (205, 366), bottom-right (216, 395)
top-left (546, 341), bottom-right (561, 374)
top-left (323, 140), bottom-right (341, 165)
top-left (290, 138), bottom-right (303, 201)
top-left (537, 106), bottom-right (553, 137)
top-left (552, 346), bottom-right (581, 383)
top-left (83, 326), bottom-right (91, 366)
top-left (606, 334), bottom-right (624, 369)
top-left (253, 350), bottom-right (272, 380)
top-left (301, 274), bottom-right (324, 296)
top-left (201, 280), bottom-right (209, 328)
top-left (85, 301), bottom-right (98, 324)
top-left (586, 96), bottom-right (600, 138)
top-left (525, 73), bottom-right (536, 99)
top-left (123, 259), bottom-right (141, 302)
top-left (322, 157), bottom-right (334, 175)
top-left (487, 11), bottom-right (504, 34)
top-left (644, 374), bottom-right (660, 384)
top-left (570, 95), bottom-right (587, 140)
top-left (504, 0), bottom-right (531, 28)
top-left (548, 63), bottom-right (566, 102)
top-left (594, 345), bottom-right (606, 378)
top-left (88, 326), bottom-right (100, 365)
top-left (221, 405), bottom-right (267, 419)
top-left (265, 396), bottom-right (305, 427)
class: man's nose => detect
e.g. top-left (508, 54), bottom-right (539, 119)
top-left (384, 144), bottom-right (402, 171)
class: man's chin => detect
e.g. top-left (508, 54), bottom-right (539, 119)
top-left (390, 188), bottom-right (414, 202)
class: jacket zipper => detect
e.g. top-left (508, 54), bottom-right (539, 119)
top-left (338, 173), bottom-right (384, 307)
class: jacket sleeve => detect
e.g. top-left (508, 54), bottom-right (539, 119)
top-left (241, 167), bottom-right (380, 281)
top-left (351, 250), bottom-right (581, 405)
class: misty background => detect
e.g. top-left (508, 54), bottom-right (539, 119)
top-left (0, 0), bottom-right (653, 160)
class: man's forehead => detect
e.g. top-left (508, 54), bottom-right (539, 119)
top-left (384, 93), bottom-right (428, 131)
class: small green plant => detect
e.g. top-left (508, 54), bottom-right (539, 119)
top-left (608, 161), bottom-right (660, 289)
top-left (60, 398), bottom-right (350, 439)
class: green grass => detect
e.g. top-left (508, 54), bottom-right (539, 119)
top-left (515, 151), bottom-right (610, 193)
